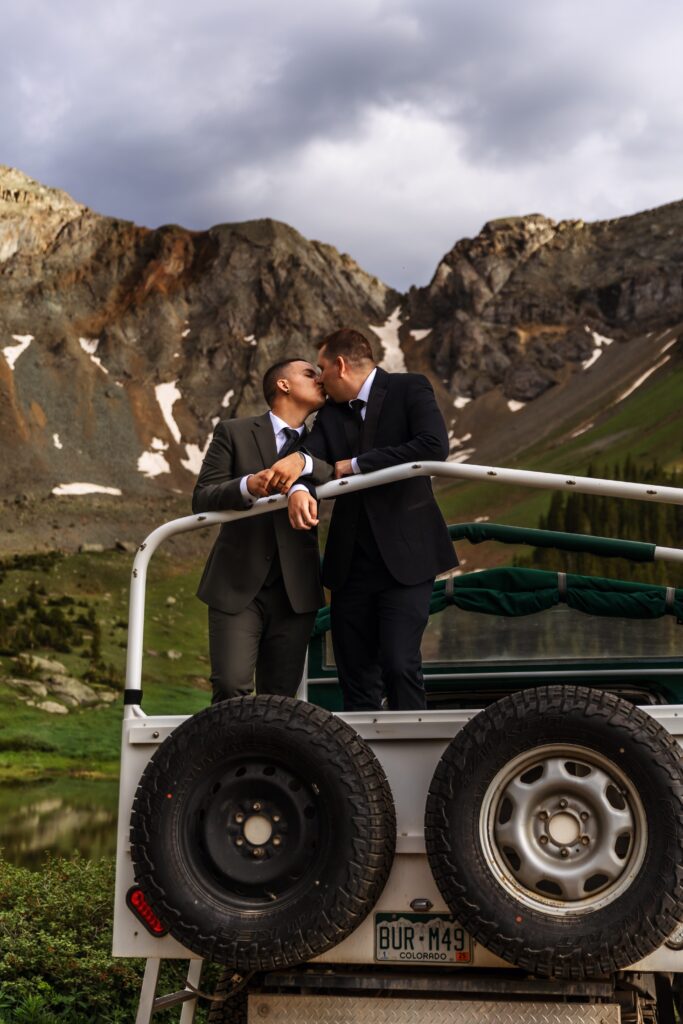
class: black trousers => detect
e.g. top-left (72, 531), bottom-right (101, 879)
top-left (330, 543), bottom-right (434, 712)
top-left (208, 574), bottom-right (316, 703)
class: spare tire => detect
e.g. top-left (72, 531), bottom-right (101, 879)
top-left (425, 685), bottom-right (683, 979)
top-left (130, 695), bottom-right (395, 969)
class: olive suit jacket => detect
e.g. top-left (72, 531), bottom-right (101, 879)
top-left (193, 413), bottom-right (332, 615)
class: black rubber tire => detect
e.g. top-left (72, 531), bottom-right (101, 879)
top-left (207, 970), bottom-right (247, 1024)
top-left (425, 685), bottom-right (683, 979)
top-left (130, 695), bottom-right (396, 968)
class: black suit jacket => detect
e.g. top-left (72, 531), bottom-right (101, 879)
top-left (304, 368), bottom-right (457, 590)
top-left (192, 413), bottom-right (332, 615)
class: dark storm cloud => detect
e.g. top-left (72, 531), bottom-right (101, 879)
top-left (2, 0), bottom-right (683, 287)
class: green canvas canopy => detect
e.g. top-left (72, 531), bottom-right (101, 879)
top-left (311, 524), bottom-right (681, 637)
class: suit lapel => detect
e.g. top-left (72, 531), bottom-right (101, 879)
top-left (252, 412), bottom-right (277, 467)
top-left (360, 367), bottom-right (389, 453)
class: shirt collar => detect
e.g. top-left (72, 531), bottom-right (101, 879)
top-left (268, 410), bottom-right (303, 437)
top-left (352, 366), bottom-right (377, 407)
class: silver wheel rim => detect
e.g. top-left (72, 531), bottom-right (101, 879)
top-left (479, 743), bottom-right (648, 915)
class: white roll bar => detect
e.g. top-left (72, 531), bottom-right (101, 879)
top-left (124, 461), bottom-right (683, 713)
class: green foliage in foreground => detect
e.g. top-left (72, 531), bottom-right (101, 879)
top-left (0, 856), bottom-right (219, 1023)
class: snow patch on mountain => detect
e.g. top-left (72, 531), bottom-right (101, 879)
top-left (52, 482), bottom-right (122, 496)
top-left (582, 327), bottom-right (614, 370)
top-left (3, 334), bottom-right (33, 370)
top-left (79, 337), bottom-right (108, 374)
top-left (155, 381), bottom-right (182, 444)
top-left (614, 356), bottom-right (670, 404)
top-left (373, 306), bottom-right (406, 373)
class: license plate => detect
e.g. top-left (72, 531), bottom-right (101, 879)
top-left (374, 913), bottom-right (472, 964)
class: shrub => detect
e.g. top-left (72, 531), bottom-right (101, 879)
top-left (0, 857), bottom-right (219, 1023)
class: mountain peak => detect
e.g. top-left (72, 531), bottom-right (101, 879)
top-left (0, 165), bottom-right (84, 215)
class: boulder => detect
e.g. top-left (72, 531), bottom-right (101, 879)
top-left (6, 678), bottom-right (48, 698)
top-left (36, 700), bottom-right (69, 715)
top-left (21, 654), bottom-right (67, 675)
top-left (96, 690), bottom-right (119, 703)
top-left (115, 540), bottom-right (138, 554)
top-left (46, 674), bottom-right (100, 706)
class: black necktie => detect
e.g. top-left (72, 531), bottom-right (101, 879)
top-left (279, 427), bottom-right (300, 457)
top-left (347, 399), bottom-right (365, 455)
top-left (349, 398), bottom-right (365, 423)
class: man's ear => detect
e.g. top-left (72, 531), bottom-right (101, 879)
top-left (276, 376), bottom-right (290, 395)
top-left (336, 355), bottom-right (346, 377)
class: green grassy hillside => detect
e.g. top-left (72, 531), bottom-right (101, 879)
top-left (438, 357), bottom-right (683, 564)
top-left (0, 549), bottom-right (211, 785)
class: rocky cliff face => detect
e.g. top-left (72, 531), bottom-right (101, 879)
top-left (1, 165), bottom-right (682, 515)
top-left (405, 205), bottom-right (683, 402)
top-left (0, 166), bottom-right (394, 499)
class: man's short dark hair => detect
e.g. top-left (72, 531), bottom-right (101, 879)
top-left (318, 328), bottom-right (374, 366)
top-left (262, 357), bottom-right (308, 405)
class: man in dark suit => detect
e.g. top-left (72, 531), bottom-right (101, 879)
top-left (193, 358), bottom-right (331, 703)
top-left (286, 328), bottom-right (457, 711)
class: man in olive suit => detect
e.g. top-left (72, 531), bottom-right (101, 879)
top-left (193, 358), bottom-right (331, 702)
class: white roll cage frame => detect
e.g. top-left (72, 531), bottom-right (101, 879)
top-left (124, 460), bottom-right (683, 718)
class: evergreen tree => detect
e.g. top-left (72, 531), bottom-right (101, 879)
top-left (521, 457), bottom-right (682, 584)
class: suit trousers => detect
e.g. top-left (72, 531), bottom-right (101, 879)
top-left (329, 536), bottom-right (434, 712)
top-left (208, 573), bottom-right (316, 702)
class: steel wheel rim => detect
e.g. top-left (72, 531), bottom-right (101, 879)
top-left (180, 757), bottom-right (325, 907)
top-left (479, 743), bottom-right (648, 915)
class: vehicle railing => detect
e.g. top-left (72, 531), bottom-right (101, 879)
top-left (124, 461), bottom-right (683, 715)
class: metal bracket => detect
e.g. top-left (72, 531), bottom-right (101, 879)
top-left (135, 957), bottom-right (203, 1024)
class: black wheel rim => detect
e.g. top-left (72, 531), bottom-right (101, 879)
top-left (180, 756), bottom-right (326, 906)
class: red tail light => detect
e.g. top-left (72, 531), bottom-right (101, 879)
top-left (126, 886), bottom-right (169, 936)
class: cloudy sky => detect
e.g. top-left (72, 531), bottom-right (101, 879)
top-left (2, 0), bottom-right (682, 288)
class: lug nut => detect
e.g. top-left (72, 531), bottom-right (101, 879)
top-left (580, 812), bottom-right (589, 821)
top-left (236, 837), bottom-right (244, 846)
top-left (559, 799), bottom-right (568, 809)
top-left (561, 848), bottom-right (569, 858)
top-left (539, 835), bottom-right (549, 845)
top-left (273, 815), bottom-right (281, 823)
top-left (581, 835), bottom-right (590, 846)
top-left (273, 836), bottom-right (281, 846)
top-left (252, 847), bottom-right (265, 858)
top-left (253, 802), bottom-right (262, 811)
top-left (235, 813), bottom-right (244, 823)
top-left (538, 811), bottom-right (548, 821)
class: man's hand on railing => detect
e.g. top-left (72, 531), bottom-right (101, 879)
top-left (288, 490), bottom-right (319, 530)
top-left (334, 459), bottom-right (354, 479)
top-left (268, 452), bottom-right (306, 493)
top-left (246, 469), bottom-right (277, 498)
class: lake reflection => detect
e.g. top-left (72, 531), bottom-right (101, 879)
top-left (0, 779), bottom-right (118, 869)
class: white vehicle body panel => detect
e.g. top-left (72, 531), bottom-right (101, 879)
top-left (113, 706), bottom-right (683, 971)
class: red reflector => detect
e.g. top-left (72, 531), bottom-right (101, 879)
top-left (125, 886), bottom-right (169, 936)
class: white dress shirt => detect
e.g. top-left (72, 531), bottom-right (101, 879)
top-left (240, 411), bottom-right (313, 506)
